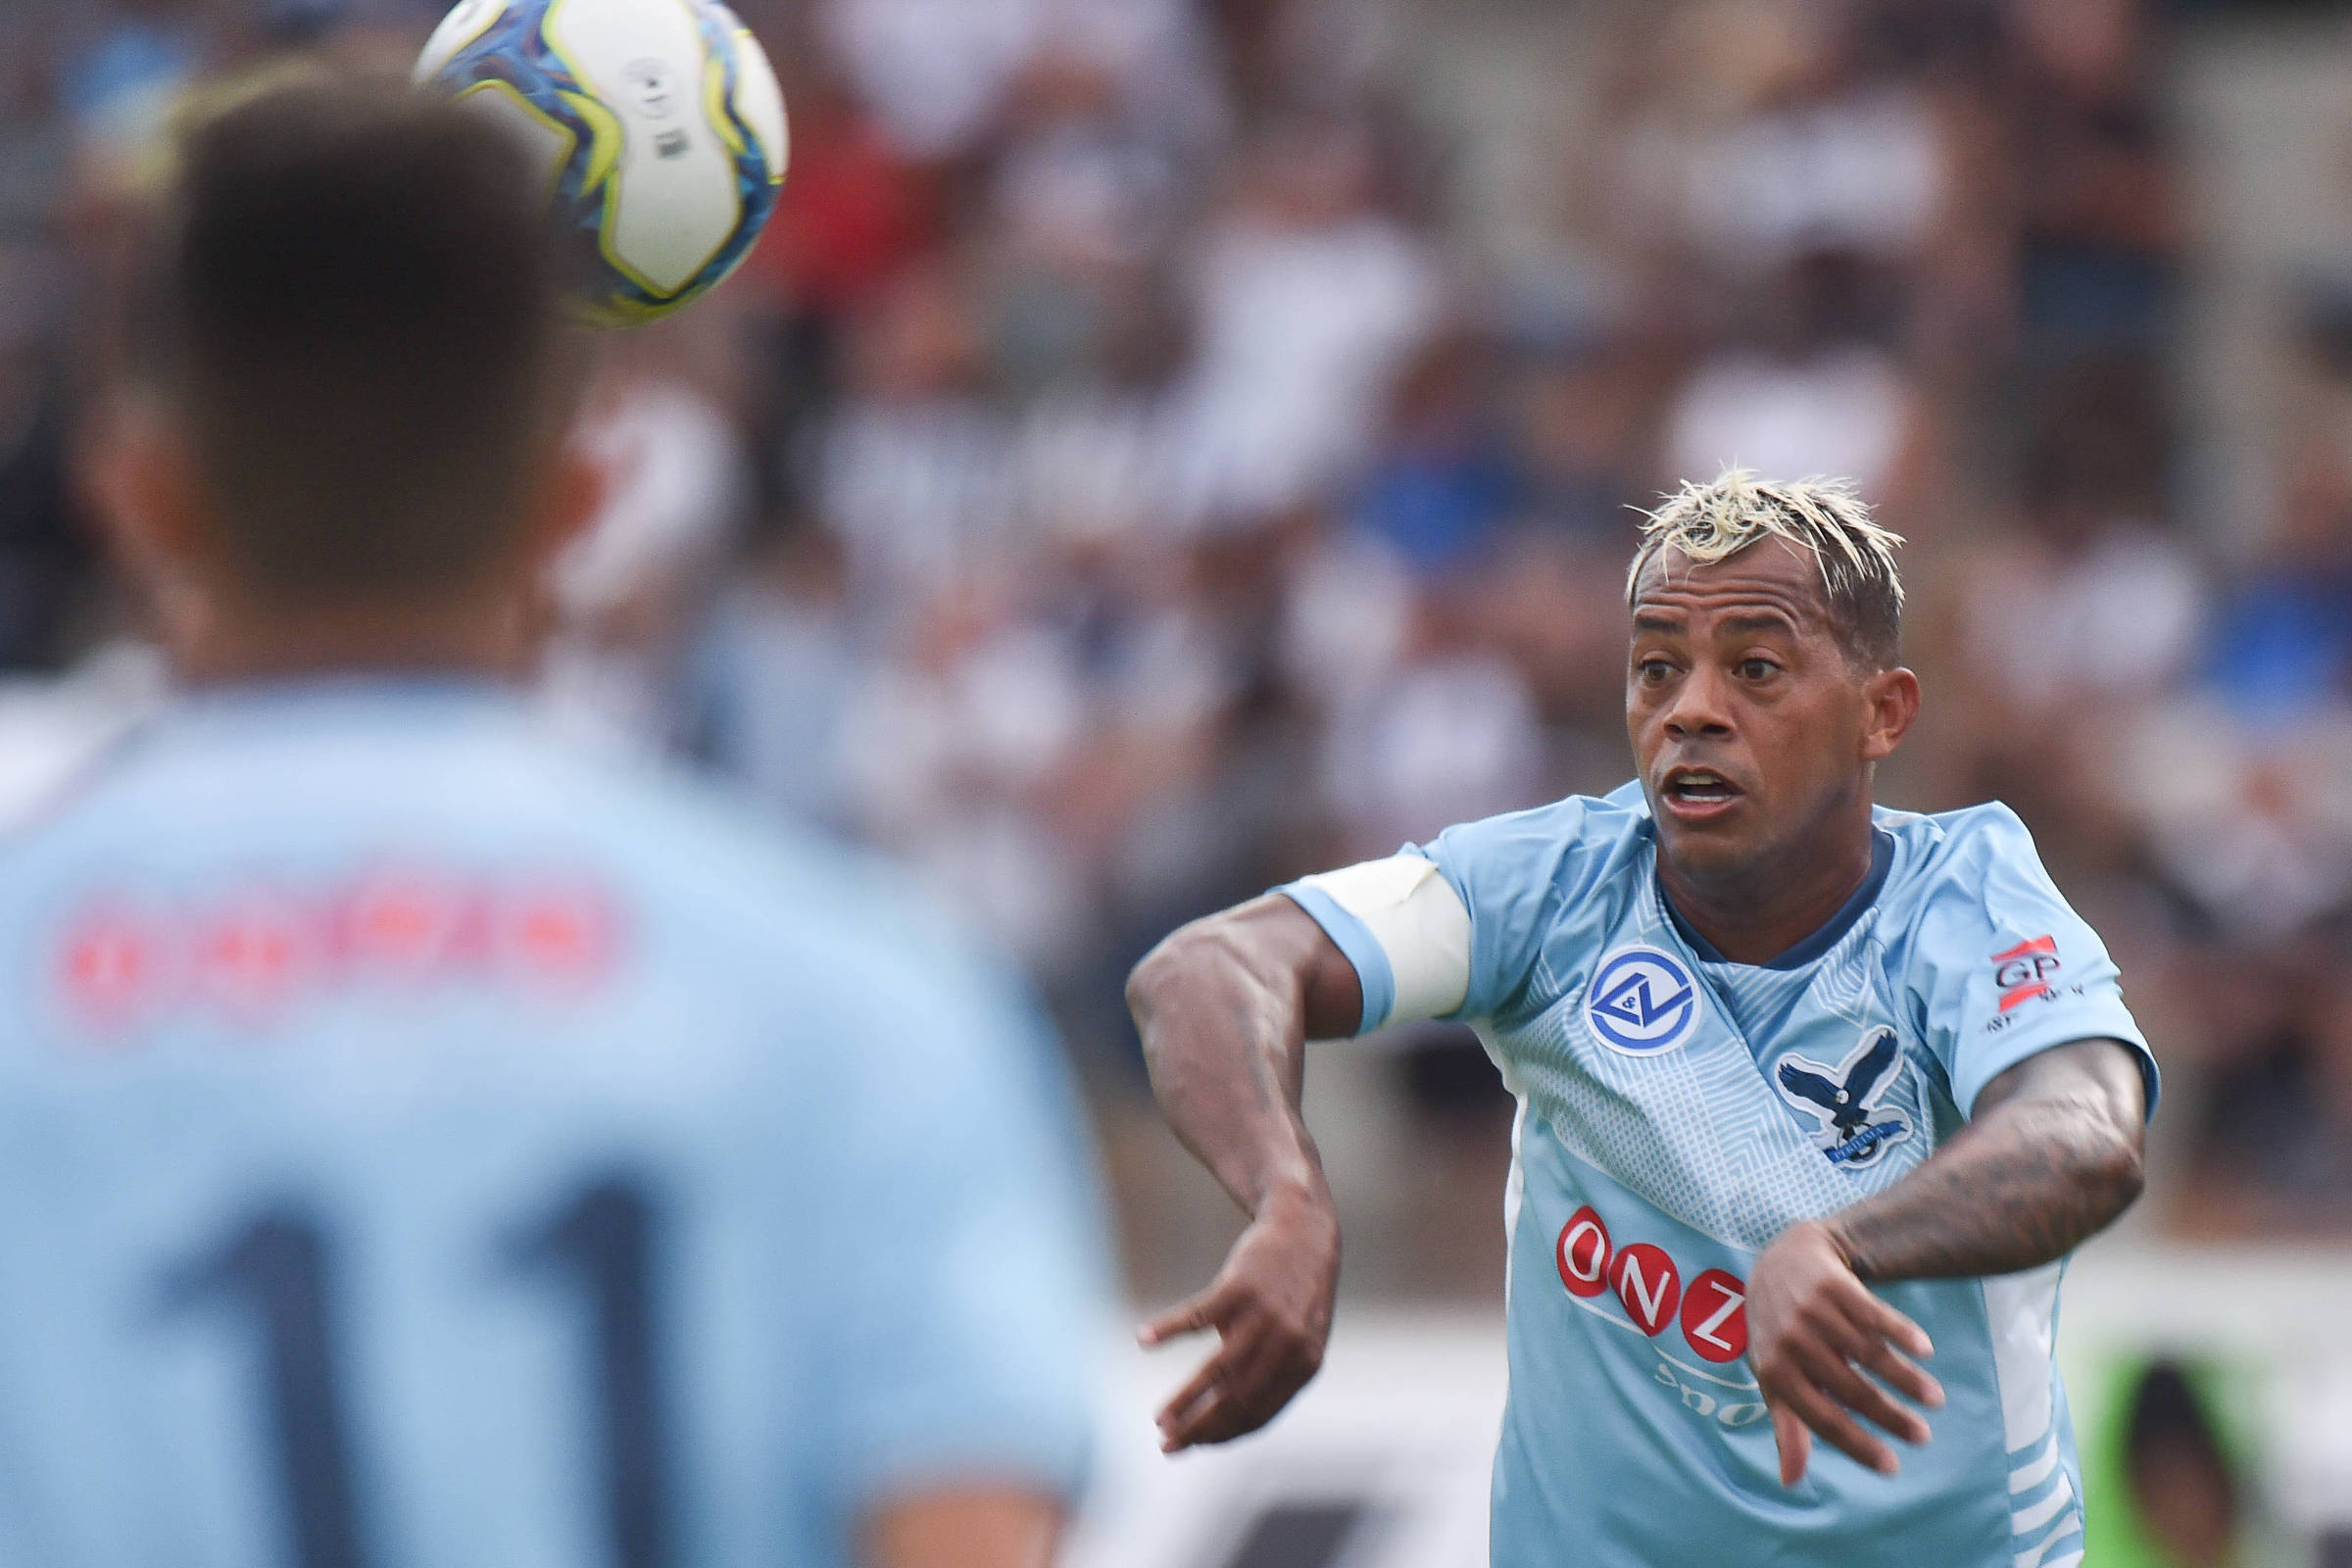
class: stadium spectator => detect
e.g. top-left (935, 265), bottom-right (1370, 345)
top-left (9, 0), bottom-right (2348, 1274)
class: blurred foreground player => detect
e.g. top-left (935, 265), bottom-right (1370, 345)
top-left (11, 84), bottom-right (1103, 1568)
top-left (1130, 473), bottom-right (2156, 1567)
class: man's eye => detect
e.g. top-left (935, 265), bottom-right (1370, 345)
top-left (1738, 658), bottom-right (1778, 680)
top-left (1639, 659), bottom-right (1674, 681)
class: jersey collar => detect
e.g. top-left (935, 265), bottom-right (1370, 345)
top-left (134, 672), bottom-right (527, 749)
top-left (1662, 828), bottom-right (1895, 970)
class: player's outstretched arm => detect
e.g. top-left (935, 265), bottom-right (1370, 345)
top-left (1745, 1038), bottom-right (2148, 1485)
top-left (1126, 895), bottom-right (1365, 1452)
top-left (1819, 1037), bottom-right (2148, 1281)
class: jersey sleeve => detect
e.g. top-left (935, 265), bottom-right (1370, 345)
top-left (800, 940), bottom-right (1108, 1512)
top-left (1283, 854), bottom-right (1470, 1034)
top-left (1902, 806), bottom-right (2158, 1117)
top-left (1278, 796), bottom-right (1603, 1033)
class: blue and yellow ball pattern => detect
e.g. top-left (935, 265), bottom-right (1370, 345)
top-left (416, 0), bottom-right (788, 326)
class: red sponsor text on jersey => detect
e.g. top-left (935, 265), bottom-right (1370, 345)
top-left (52, 866), bottom-right (623, 1038)
top-left (1991, 934), bottom-right (2060, 1012)
top-left (500, 883), bottom-right (615, 986)
top-left (1610, 1244), bottom-right (1681, 1336)
top-left (197, 890), bottom-right (313, 1021)
top-left (59, 903), bottom-right (166, 1033)
top-left (1679, 1270), bottom-right (1748, 1362)
top-left (1556, 1205), bottom-right (1612, 1298)
top-left (1554, 1204), bottom-right (1748, 1365)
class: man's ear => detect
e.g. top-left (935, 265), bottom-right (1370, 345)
top-left (1860, 666), bottom-right (1921, 762)
top-left (519, 436), bottom-right (608, 587)
top-left (80, 396), bottom-right (215, 650)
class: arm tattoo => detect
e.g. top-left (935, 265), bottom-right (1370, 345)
top-left (1825, 1039), bottom-right (2148, 1284)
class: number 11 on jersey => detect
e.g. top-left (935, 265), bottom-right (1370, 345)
top-left (160, 1173), bottom-right (673, 1568)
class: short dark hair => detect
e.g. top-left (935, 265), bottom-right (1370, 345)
top-left (145, 80), bottom-right (572, 606)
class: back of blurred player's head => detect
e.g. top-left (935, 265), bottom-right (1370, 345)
top-left (139, 79), bottom-right (571, 609)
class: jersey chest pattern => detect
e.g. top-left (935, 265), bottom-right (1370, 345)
top-left (1478, 842), bottom-right (2039, 1568)
top-left (1406, 803), bottom-right (2118, 1568)
top-left (1480, 840), bottom-right (1954, 1254)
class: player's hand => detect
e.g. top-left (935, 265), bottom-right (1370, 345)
top-left (1745, 1219), bottom-right (1944, 1486)
top-left (1138, 1184), bottom-right (1340, 1453)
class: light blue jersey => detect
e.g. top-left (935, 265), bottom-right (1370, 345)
top-left (0, 680), bottom-right (1105, 1568)
top-left (1284, 783), bottom-right (2156, 1568)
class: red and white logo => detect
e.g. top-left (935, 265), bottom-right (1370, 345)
top-left (194, 889), bottom-right (312, 1021)
top-left (1679, 1270), bottom-right (1749, 1363)
top-left (1554, 1205), bottom-right (1747, 1364)
top-left (1611, 1244), bottom-right (1681, 1336)
top-left (1991, 935), bottom-right (2061, 1012)
top-left (1556, 1206), bottom-right (1612, 1298)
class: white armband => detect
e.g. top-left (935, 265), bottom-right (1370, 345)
top-left (1295, 856), bottom-right (1471, 1024)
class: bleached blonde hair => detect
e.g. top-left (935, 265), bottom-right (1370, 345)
top-left (1626, 468), bottom-right (1907, 667)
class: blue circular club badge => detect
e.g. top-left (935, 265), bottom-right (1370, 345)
top-left (1586, 946), bottom-right (1701, 1055)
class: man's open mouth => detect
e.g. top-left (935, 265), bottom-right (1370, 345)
top-left (1663, 768), bottom-right (1741, 806)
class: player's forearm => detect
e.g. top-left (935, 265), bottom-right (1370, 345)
top-left (1127, 907), bottom-right (1331, 1219)
top-left (1822, 1039), bottom-right (2147, 1283)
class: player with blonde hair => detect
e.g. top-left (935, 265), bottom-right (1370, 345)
top-left (1131, 467), bottom-right (2154, 1567)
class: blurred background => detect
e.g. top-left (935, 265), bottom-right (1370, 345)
top-left (2, 0), bottom-right (2351, 1561)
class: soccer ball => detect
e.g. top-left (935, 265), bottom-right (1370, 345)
top-left (416, 0), bottom-right (789, 326)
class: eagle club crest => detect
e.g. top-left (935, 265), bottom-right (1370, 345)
top-left (1775, 1025), bottom-right (1911, 1167)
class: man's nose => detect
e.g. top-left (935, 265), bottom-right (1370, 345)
top-left (1662, 664), bottom-right (1735, 740)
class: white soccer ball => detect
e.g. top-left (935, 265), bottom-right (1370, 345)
top-left (417, 0), bottom-right (790, 326)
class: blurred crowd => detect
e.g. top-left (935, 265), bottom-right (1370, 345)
top-left (2, 0), bottom-right (2351, 1268)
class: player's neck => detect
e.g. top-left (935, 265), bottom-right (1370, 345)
top-left (1657, 812), bottom-right (1878, 966)
top-left (172, 593), bottom-right (534, 689)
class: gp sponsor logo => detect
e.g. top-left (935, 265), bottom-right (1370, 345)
top-left (1980, 934), bottom-right (2100, 1037)
top-left (1586, 946), bottom-right (1700, 1054)
top-left (1555, 1204), bottom-right (1766, 1429)
top-left (1991, 935), bottom-right (2061, 1012)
